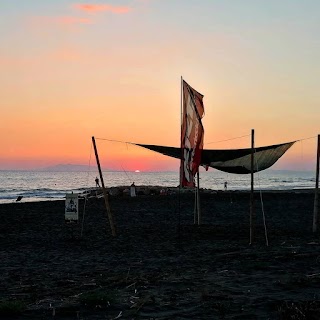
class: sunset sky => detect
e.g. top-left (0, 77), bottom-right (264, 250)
top-left (1, 0), bottom-right (319, 171)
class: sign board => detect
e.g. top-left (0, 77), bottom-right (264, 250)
top-left (65, 193), bottom-right (79, 221)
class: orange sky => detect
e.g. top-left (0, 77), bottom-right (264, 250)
top-left (1, 1), bottom-right (319, 171)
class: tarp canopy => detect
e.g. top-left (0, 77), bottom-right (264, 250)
top-left (136, 141), bottom-right (295, 174)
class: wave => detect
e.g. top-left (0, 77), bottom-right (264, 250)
top-left (0, 170), bottom-right (316, 203)
top-left (0, 188), bottom-right (89, 203)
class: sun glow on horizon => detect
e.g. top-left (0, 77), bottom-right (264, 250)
top-left (1, 1), bottom-right (319, 172)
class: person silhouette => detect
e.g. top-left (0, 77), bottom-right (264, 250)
top-left (224, 181), bottom-right (228, 191)
top-left (95, 177), bottom-right (100, 187)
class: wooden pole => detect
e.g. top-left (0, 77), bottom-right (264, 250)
top-left (197, 169), bottom-right (201, 225)
top-left (178, 76), bottom-right (184, 244)
top-left (313, 134), bottom-right (320, 233)
top-left (180, 76), bottom-right (184, 188)
top-left (250, 129), bottom-right (255, 244)
top-left (92, 136), bottom-right (116, 237)
top-left (179, 76), bottom-right (183, 236)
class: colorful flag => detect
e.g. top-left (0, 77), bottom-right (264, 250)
top-left (180, 80), bottom-right (204, 187)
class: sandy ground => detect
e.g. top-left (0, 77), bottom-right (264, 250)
top-left (1, 190), bottom-right (320, 319)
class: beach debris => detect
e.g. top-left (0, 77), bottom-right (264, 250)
top-left (306, 273), bottom-right (320, 278)
top-left (112, 311), bottom-right (123, 319)
top-left (16, 196), bottom-right (23, 202)
top-left (277, 300), bottom-right (320, 319)
top-left (129, 295), bottom-right (151, 313)
top-left (125, 282), bottom-right (136, 289)
top-left (160, 188), bottom-right (167, 195)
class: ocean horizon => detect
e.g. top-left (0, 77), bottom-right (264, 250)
top-left (0, 169), bottom-right (317, 204)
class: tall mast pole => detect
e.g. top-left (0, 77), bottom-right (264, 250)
top-left (178, 76), bottom-right (183, 237)
top-left (92, 136), bottom-right (116, 237)
top-left (180, 76), bottom-right (183, 187)
top-left (250, 129), bottom-right (255, 244)
top-left (313, 134), bottom-right (320, 233)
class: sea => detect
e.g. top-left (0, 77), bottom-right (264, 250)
top-left (0, 169), bottom-right (317, 204)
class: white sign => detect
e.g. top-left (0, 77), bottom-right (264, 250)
top-left (65, 193), bottom-right (79, 221)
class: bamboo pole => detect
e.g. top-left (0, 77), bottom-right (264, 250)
top-left (250, 129), bottom-right (255, 244)
top-left (313, 134), bottom-right (320, 233)
top-left (92, 136), bottom-right (116, 237)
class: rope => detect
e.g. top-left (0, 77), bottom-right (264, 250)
top-left (95, 137), bottom-right (135, 145)
top-left (300, 140), bottom-right (304, 170)
top-left (81, 142), bottom-right (93, 237)
top-left (120, 163), bottom-right (133, 183)
top-left (95, 134), bottom-right (317, 149)
top-left (254, 150), bottom-right (269, 246)
top-left (206, 134), bottom-right (250, 145)
top-left (297, 135), bottom-right (317, 142)
top-left (111, 160), bottom-right (133, 184)
top-left (95, 139), bottom-right (137, 186)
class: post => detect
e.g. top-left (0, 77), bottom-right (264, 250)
top-left (180, 76), bottom-right (184, 188)
top-left (179, 76), bottom-right (183, 237)
top-left (250, 129), bottom-right (255, 244)
top-left (313, 134), bottom-right (320, 233)
top-left (92, 136), bottom-right (116, 237)
top-left (197, 169), bottom-right (201, 225)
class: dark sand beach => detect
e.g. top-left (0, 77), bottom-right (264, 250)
top-left (1, 190), bottom-right (320, 319)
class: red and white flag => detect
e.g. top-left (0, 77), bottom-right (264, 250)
top-left (180, 80), bottom-right (204, 187)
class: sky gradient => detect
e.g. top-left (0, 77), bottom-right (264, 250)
top-left (1, 0), bottom-right (320, 171)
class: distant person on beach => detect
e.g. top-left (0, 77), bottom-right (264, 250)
top-left (95, 177), bottom-right (100, 187)
top-left (130, 182), bottom-right (136, 197)
top-left (224, 181), bottom-right (228, 191)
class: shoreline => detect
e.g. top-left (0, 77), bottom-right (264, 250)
top-left (1, 191), bottom-right (320, 318)
top-left (0, 186), bottom-right (317, 205)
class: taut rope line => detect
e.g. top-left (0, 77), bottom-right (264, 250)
top-left (81, 142), bottom-right (93, 237)
top-left (254, 150), bottom-right (269, 246)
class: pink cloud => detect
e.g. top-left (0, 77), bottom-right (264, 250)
top-left (73, 3), bottom-right (131, 14)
